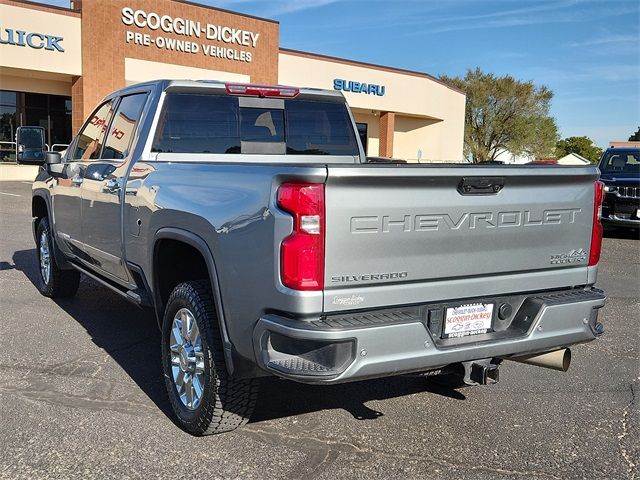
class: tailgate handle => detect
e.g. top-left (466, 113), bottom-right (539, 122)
top-left (458, 177), bottom-right (505, 195)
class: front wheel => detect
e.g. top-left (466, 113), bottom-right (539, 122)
top-left (36, 217), bottom-right (80, 298)
top-left (161, 280), bottom-right (259, 435)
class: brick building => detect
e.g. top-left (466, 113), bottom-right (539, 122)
top-left (0, 0), bottom-right (465, 161)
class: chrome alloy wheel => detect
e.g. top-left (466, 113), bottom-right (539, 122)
top-left (170, 308), bottom-right (205, 410)
top-left (39, 230), bottom-right (51, 285)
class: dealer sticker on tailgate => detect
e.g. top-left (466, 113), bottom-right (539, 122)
top-left (443, 303), bottom-right (494, 338)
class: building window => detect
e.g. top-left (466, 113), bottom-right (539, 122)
top-left (356, 122), bottom-right (368, 155)
top-left (24, 92), bottom-right (72, 148)
top-left (0, 91), bottom-right (17, 161)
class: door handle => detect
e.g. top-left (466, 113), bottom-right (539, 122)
top-left (458, 177), bottom-right (505, 195)
top-left (103, 178), bottom-right (121, 193)
top-left (71, 176), bottom-right (83, 187)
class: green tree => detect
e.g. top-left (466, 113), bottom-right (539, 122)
top-left (555, 136), bottom-right (602, 164)
top-left (441, 67), bottom-right (559, 162)
top-left (629, 127), bottom-right (640, 141)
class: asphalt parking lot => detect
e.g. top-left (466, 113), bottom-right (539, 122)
top-left (0, 180), bottom-right (638, 480)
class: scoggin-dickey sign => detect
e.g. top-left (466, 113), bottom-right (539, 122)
top-left (121, 7), bottom-right (260, 63)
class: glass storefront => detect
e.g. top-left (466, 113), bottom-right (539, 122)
top-left (356, 122), bottom-right (368, 155)
top-left (0, 91), bottom-right (17, 161)
top-left (0, 90), bottom-right (72, 162)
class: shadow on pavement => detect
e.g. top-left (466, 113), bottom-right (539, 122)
top-left (12, 248), bottom-right (465, 428)
top-left (252, 376), bottom-right (464, 422)
top-left (12, 248), bottom-right (176, 423)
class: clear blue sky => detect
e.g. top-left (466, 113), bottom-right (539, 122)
top-left (42, 0), bottom-right (640, 147)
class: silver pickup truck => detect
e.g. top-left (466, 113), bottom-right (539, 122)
top-left (32, 80), bottom-right (606, 435)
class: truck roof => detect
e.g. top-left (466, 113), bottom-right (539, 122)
top-left (107, 79), bottom-right (345, 101)
top-left (605, 146), bottom-right (640, 152)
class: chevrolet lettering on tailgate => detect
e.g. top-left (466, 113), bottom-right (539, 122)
top-left (350, 208), bottom-right (582, 233)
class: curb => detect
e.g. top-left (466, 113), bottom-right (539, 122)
top-left (0, 164), bottom-right (39, 182)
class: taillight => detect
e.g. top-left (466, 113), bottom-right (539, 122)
top-left (225, 83), bottom-right (299, 98)
top-left (277, 183), bottom-right (325, 290)
top-left (589, 180), bottom-right (605, 266)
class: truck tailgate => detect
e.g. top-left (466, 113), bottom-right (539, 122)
top-left (324, 165), bottom-right (599, 312)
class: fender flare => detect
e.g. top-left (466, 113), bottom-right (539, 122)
top-left (31, 192), bottom-right (49, 239)
top-left (32, 191), bottom-right (72, 270)
top-left (151, 227), bottom-right (238, 375)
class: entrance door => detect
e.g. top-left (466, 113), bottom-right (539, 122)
top-left (81, 91), bottom-right (149, 283)
top-left (24, 92), bottom-right (73, 148)
top-left (356, 122), bottom-right (368, 155)
top-left (52, 99), bottom-right (115, 260)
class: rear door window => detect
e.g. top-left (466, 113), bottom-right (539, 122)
top-left (152, 93), bottom-right (359, 156)
top-left (102, 93), bottom-right (148, 159)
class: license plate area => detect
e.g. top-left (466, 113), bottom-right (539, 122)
top-left (443, 302), bottom-right (494, 339)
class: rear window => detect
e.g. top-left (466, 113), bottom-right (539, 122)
top-left (153, 94), bottom-right (240, 154)
top-left (241, 108), bottom-right (284, 143)
top-left (152, 93), bottom-right (359, 156)
top-left (285, 100), bottom-right (358, 155)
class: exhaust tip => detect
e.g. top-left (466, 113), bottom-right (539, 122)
top-left (561, 348), bottom-right (571, 371)
top-left (505, 348), bottom-right (571, 372)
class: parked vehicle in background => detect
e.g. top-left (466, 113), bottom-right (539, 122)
top-left (598, 147), bottom-right (640, 229)
top-left (526, 160), bottom-right (558, 165)
top-left (32, 80), bottom-right (606, 436)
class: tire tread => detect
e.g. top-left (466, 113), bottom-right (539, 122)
top-left (163, 280), bottom-right (259, 435)
top-left (36, 217), bottom-right (80, 298)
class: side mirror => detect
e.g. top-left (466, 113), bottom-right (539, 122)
top-left (44, 151), bottom-right (62, 165)
top-left (16, 126), bottom-right (46, 165)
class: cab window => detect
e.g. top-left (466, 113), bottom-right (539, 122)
top-left (102, 93), bottom-right (149, 160)
top-left (70, 100), bottom-right (115, 160)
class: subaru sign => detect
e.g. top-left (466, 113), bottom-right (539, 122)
top-left (333, 79), bottom-right (385, 96)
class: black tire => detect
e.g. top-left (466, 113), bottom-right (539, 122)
top-left (161, 280), bottom-right (259, 435)
top-left (35, 217), bottom-right (80, 298)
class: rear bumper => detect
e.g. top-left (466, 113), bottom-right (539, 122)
top-left (253, 288), bottom-right (606, 384)
top-left (602, 214), bottom-right (640, 228)
top-left (602, 194), bottom-right (640, 228)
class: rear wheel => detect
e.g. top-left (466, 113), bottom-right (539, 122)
top-left (36, 217), bottom-right (80, 298)
top-left (161, 280), bottom-right (259, 435)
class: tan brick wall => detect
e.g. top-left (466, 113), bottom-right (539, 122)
top-left (71, 76), bottom-right (84, 135)
top-left (77, 0), bottom-right (279, 132)
top-left (379, 111), bottom-right (395, 157)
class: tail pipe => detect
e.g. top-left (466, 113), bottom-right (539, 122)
top-left (504, 348), bottom-right (571, 372)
